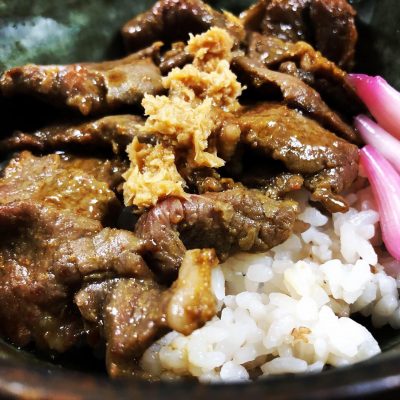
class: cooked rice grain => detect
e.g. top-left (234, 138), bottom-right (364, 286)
top-left (141, 186), bottom-right (399, 382)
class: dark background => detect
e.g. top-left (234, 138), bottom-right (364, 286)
top-left (0, 0), bottom-right (400, 88)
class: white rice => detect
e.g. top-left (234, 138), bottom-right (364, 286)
top-left (140, 185), bottom-right (400, 382)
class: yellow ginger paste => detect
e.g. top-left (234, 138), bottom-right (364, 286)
top-left (123, 27), bottom-right (243, 209)
top-left (123, 138), bottom-right (185, 209)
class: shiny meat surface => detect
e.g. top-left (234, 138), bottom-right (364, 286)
top-left (237, 102), bottom-right (359, 212)
top-left (104, 278), bottom-right (167, 376)
top-left (178, 165), bottom-right (238, 194)
top-left (239, 170), bottom-right (305, 200)
top-left (122, 0), bottom-right (244, 52)
top-left (0, 115), bottom-right (144, 155)
top-left (246, 32), bottom-right (362, 115)
top-left (156, 42), bottom-right (193, 75)
top-left (0, 152), bottom-right (151, 353)
top-left (75, 280), bottom-right (117, 328)
top-left (309, 0), bottom-right (358, 70)
top-left (0, 150), bottom-right (222, 364)
top-left (242, 0), bottom-right (311, 43)
top-left (0, 152), bottom-right (120, 222)
top-left (0, 55), bottom-right (163, 116)
top-left (232, 56), bottom-right (358, 142)
top-left (0, 202), bottom-right (99, 351)
top-left (57, 228), bottom-right (152, 279)
top-left (62, 157), bottom-right (129, 194)
top-left (136, 188), bottom-right (298, 279)
top-left (76, 249), bottom-right (218, 377)
top-left (241, 0), bottom-right (357, 69)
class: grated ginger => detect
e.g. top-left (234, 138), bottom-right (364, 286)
top-left (187, 25), bottom-right (234, 68)
top-left (123, 137), bottom-right (185, 209)
top-left (123, 27), bottom-right (243, 209)
top-left (163, 60), bottom-right (242, 111)
top-left (142, 95), bottom-right (224, 168)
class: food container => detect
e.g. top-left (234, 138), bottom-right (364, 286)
top-left (0, 0), bottom-right (399, 398)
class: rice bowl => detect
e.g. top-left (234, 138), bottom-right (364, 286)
top-left (1, 0), bottom-right (400, 394)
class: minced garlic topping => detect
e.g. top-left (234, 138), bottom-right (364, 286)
top-left (123, 27), bottom-right (243, 209)
top-left (123, 137), bottom-right (185, 209)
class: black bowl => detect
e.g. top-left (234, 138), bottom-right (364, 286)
top-left (1, 0), bottom-right (400, 398)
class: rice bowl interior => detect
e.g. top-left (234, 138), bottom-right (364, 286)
top-left (1, 0), bottom-right (400, 396)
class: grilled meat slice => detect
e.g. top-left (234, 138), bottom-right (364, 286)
top-left (0, 150), bottom-right (149, 351)
top-left (157, 42), bottom-right (193, 75)
top-left (135, 188), bottom-right (298, 279)
top-left (76, 248), bottom-right (218, 377)
top-left (0, 115), bottom-right (144, 156)
top-left (232, 56), bottom-right (358, 143)
top-left (0, 202), bottom-right (153, 352)
top-left (61, 156), bottom-right (128, 194)
top-left (121, 0), bottom-right (244, 53)
top-left (0, 54), bottom-right (163, 116)
top-left (236, 102), bottom-right (359, 212)
top-left (241, 0), bottom-right (357, 69)
top-left (246, 32), bottom-right (362, 115)
top-left (309, 0), bottom-right (358, 70)
top-left (56, 228), bottom-right (151, 279)
top-left (0, 151), bottom-right (120, 222)
top-left (242, 0), bottom-right (311, 43)
top-left (0, 202), bottom-right (99, 351)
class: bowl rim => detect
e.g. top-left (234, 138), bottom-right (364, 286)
top-left (1, 348), bottom-right (400, 400)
